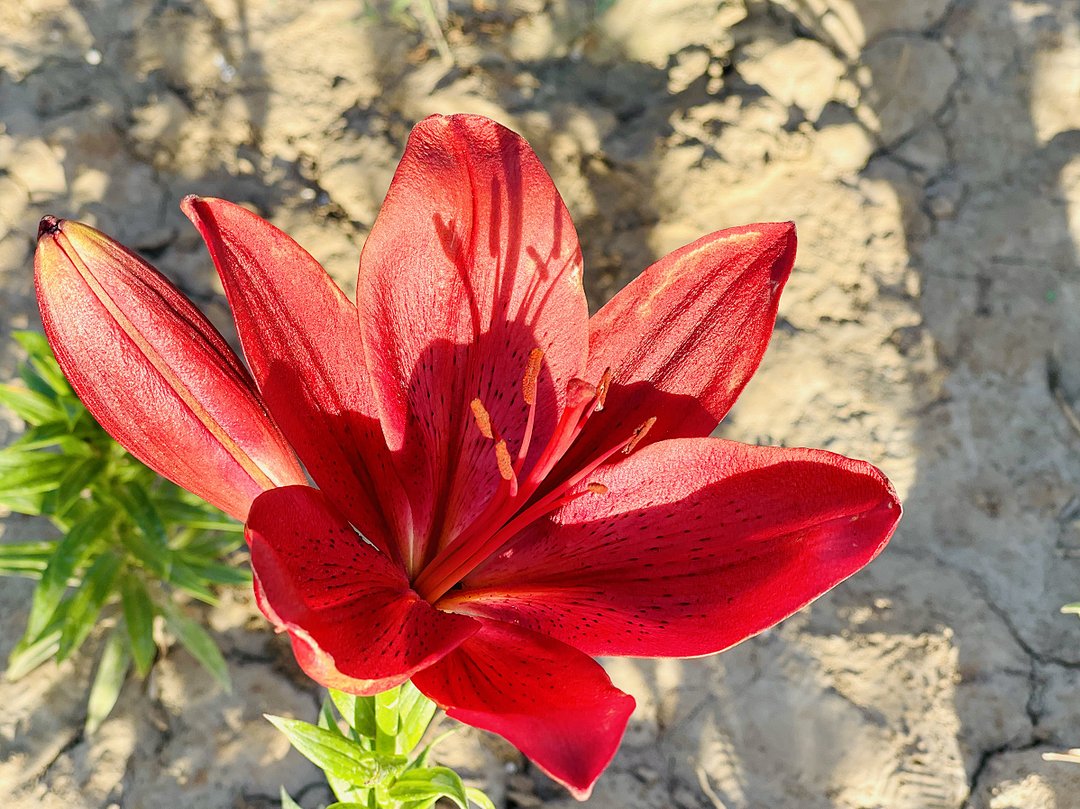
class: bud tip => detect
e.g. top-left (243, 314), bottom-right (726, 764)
top-left (37, 216), bottom-right (62, 240)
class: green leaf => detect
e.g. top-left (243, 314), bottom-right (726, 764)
top-left (266, 715), bottom-right (407, 787)
top-left (115, 481), bottom-right (168, 546)
top-left (464, 787), bottom-right (497, 809)
top-left (57, 551), bottom-right (123, 661)
top-left (374, 685), bottom-right (401, 754)
top-left (0, 540), bottom-right (57, 577)
top-left (6, 624), bottom-right (62, 680)
top-left (116, 522), bottom-right (172, 580)
top-left (174, 558), bottom-right (250, 586)
top-left (0, 383), bottom-right (62, 425)
top-left (153, 497), bottom-right (242, 532)
top-left (12, 332), bottom-right (73, 398)
top-left (325, 804), bottom-right (370, 809)
top-left (279, 787), bottom-right (304, 809)
top-left (0, 451), bottom-right (71, 497)
top-left (1061, 602), bottom-right (1080, 615)
top-left (329, 689), bottom-right (378, 741)
top-left (85, 628), bottom-right (131, 734)
top-left (388, 767), bottom-right (470, 809)
top-left (120, 575), bottom-right (157, 677)
top-left (51, 455), bottom-right (107, 516)
top-left (160, 601), bottom-right (230, 691)
top-left (8, 421), bottom-right (93, 455)
top-left (166, 561), bottom-right (220, 605)
top-left (398, 681), bottom-right (437, 753)
top-left (26, 505), bottom-right (116, 639)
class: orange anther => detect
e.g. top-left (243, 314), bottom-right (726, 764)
top-left (470, 398), bottom-right (494, 440)
top-left (522, 348), bottom-right (544, 406)
top-left (495, 439), bottom-right (515, 481)
top-left (595, 368), bottom-right (613, 411)
top-left (623, 416), bottom-right (657, 454)
top-left (586, 482), bottom-right (608, 494)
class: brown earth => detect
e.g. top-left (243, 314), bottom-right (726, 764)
top-left (2, 1), bottom-right (1080, 807)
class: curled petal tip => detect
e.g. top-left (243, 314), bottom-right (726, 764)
top-left (38, 216), bottom-right (62, 240)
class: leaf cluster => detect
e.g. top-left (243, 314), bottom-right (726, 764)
top-left (0, 331), bottom-right (244, 733)
top-left (273, 682), bottom-right (495, 809)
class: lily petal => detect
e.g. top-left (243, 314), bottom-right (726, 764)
top-left (183, 197), bottom-right (411, 560)
top-left (453, 438), bottom-right (899, 657)
top-left (35, 217), bottom-right (305, 521)
top-left (356, 114), bottom-right (589, 563)
top-left (581, 223), bottom-right (796, 450)
top-left (247, 486), bottom-right (479, 695)
top-left (412, 620), bottom-right (635, 800)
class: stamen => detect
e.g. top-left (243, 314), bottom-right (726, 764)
top-left (495, 440), bottom-right (515, 482)
top-left (522, 348), bottom-right (543, 406)
top-left (594, 368), bottom-right (613, 411)
top-left (470, 398), bottom-right (494, 439)
top-left (623, 416), bottom-right (657, 454)
top-left (586, 482), bottom-right (608, 494)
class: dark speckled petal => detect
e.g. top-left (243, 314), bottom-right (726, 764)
top-left (247, 486), bottom-right (479, 695)
top-left (451, 438), bottom-right (900, 657)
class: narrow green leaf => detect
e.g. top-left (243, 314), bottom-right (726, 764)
top-left (0, 383), bottom-right (62, 425)
top-left (57, 551), bottom-right (122, 661)
top-left (166, 561), bottom-right (220, 605)
top-left (0, 451), bottom-right (70, 496)
top-left (116, 523), bottom-right (172, 580)
top-left (160, 601), bottom-right (230, 691)
top-left (174, 557), bottom-right (250, 586)
top-left (120, 575), bottom-right (157, 677)
top-left (6, 625), bottom-right (62, 680)
top-left (464, 787), bottom-right (498, 809)
top-left (0, 540), bottom-right (57, 577)
top-left (388, 767), bottom-right (469, 809)
top-left (266, 716), bottom-right (407, 787)
top-left (12, 332), bottom-right (71, 396)
top-left (398, 681), bottom-right (437, 753)
top-left (8, 421), bottom-right (93, 455)
top-left (0, 489), bottom-right (49, 516)
top-left (52, 456), bottom-right (107, 516)
top-left (85, 628), bottom-right (131, 734)
top-left (279, 787), bottom-right (303, 809)
top-left (319, 697), bottom-right (345, 735)
top-left (1062, 602), bottom-right (1080, 615)
top-left (374, 686), bottom-right (401, 754)
top-left (26, 505), bottom-right (115, 639)
top-left (153, 497), bottom-right (242, 532)
top-left (115, 481), bottom-right (167, 546)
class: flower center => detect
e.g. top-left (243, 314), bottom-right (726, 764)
top-left (413, 350), bottom-right (655, 603)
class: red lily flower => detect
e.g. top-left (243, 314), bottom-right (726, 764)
top-left (36, 114), bottom-right (899, 799)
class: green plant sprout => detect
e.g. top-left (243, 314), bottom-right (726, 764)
top-left (274, 681), bottom-right (496, 809)
top-left (0, 331), bottom-right (246, 733)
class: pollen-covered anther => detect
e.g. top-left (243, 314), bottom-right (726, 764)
top-left (522, 348), bottom-right (544, 406)
top-left (594, 368), bottom-right (613, 412)
top-left (470, 397), bottom-right (495, 440)
top-left (623, 416), bottom-right (657, 455)
top-left (495, 440), bottom-right (515, 482)
top-left (586, 482), bottom-right (608, 494)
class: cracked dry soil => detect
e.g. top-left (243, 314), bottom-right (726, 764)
top-left (3, 1), bottom-right (1080, 807)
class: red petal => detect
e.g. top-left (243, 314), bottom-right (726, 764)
top-left (453, 438), bottom-right (899, 657)
top-left (581, 223), bottom-right (796, 450)
top-left (247, 486), bottom-right (478, 695)
top-left (182, 197), bottom-right (411, 562)
top-left (356, 114), bottom-right (589, 561)
top-left (35, 218), bottom-right (305, 521)
top-left (412, 620), bottom-right (634, 799)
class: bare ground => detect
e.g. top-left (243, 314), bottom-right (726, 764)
top-left (2, 1), bottom-right (1080, 807)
